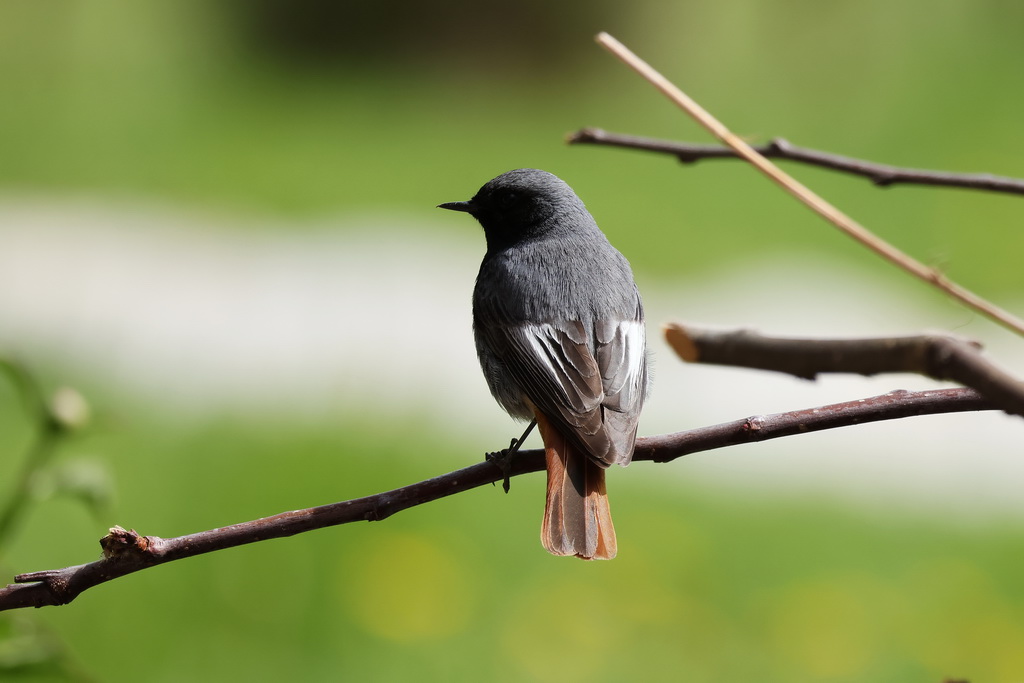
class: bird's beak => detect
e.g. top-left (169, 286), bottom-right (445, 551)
top-left (437, 201), bottom-right (474, 213)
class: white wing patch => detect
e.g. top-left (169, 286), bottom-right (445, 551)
top-left (598, 320), bottom-right (647, 410)
top-left (522, 322), bottom-right (601, 414)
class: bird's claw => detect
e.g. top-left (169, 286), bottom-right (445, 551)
top-left (485, 438), bottom-right (518, 493)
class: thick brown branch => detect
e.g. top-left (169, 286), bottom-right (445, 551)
top-left (665, 324), bottom-right (1024, 418)
top-left (0, 387), bottom-right (993, 612)
top-left (568, 128), bottom-right (1024, 196)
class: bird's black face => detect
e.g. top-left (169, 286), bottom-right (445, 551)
top-left (439, 169), bottom-right (567, 252)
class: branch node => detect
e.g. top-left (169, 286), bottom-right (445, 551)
top-left (768, 137), bottom-right (791, 154)
top-left (364, 499), bottom-right (393, 522)
top-left (14, 569), bottom-right (73, 605)
top-left (924, 267), bottom-right (950, 287)
top-left (99, 526), bottom-right (155, 559)
top-left (675, 150), bottom-right (702, 165)
top-left (743, 416), bottom-right (766, 433)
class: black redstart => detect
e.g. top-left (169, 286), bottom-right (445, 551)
top-left (439, 168), bottom-right (648, 560)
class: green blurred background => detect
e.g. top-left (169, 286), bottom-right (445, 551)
top-left (2, 1), bottom-right (1024, 681)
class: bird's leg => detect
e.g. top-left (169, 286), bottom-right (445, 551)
top-left (485, 420), bottom-right (536, 494)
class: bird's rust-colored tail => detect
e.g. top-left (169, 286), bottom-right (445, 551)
top-left (535, 413), bottom-right (617, 560)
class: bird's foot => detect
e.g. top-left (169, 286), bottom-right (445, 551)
top-left (484, 420), bottom-right (537, 494)
top-left (485, 440), bottom-right (518, 494)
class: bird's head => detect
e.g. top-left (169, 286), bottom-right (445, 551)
top-left (439, 169), bottom-right (588, 251)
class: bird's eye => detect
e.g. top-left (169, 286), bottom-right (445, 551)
top-left (499, 191), bottom-right (519, 208)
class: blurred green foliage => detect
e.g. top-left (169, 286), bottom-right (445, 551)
top-left (2, 0), bottom-right (1024, 681)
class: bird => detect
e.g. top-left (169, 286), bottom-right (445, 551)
top-left (439, 168), bottom-right (648, 560)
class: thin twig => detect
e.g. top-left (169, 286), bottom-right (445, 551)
top-left (0, 430), bottom-right (61, 548)
top-left (638, 387), bottom-right (991, 463)
top-left (0, 360), bottom-right (66, 551)
top-left (568, 128), bottom-right (1024, 196)
top-left (0, 387), bottom-right (993, 612)
top-left (665, 324), bottom-right (1024, 418)
top-left (593, 32), bottom-right (1024, 338)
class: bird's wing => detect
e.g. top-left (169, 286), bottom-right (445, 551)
top-left (483, 316), bottom-right (646, 467)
